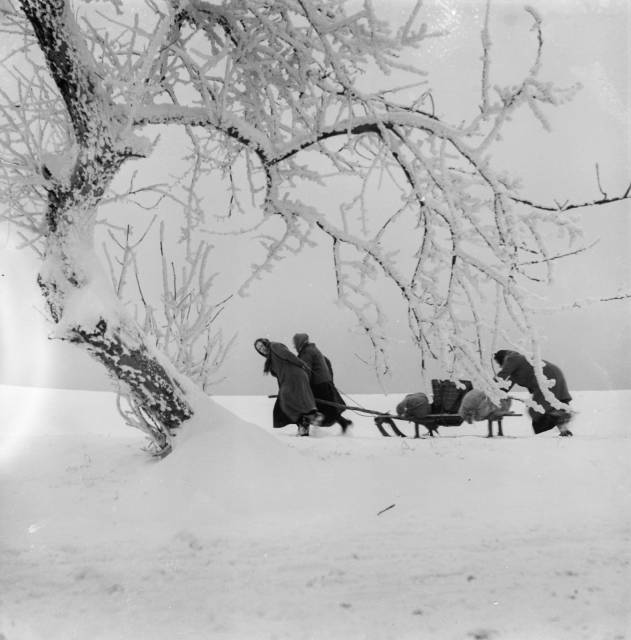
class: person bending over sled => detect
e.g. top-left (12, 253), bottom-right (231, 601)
top-left (293, 333), bottom-right (353, 434)
top-left (494, 349), bottom-right (573, 437)
top-left (254, 338), bottom-right (323, 436)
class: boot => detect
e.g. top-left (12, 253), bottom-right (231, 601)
top-left (297, 416), bottom-right (310, 436)
top-left (556, 411), bottom-right (573, 436)
top-left (338, 417), bottom-right (353, 434)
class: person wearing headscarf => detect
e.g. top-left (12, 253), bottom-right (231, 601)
top-left (292, 333), bottom-right (352, 434)
top-left (254, 338), bottom-right (321, 436)
top-left (494, 349), bottom-right (573, 436)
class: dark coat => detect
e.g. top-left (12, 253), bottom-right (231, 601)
top-left (497, 350), bottom-right (572, 413)
top-left (294, 335), bottom-right (347, 424)
top-left (266, 342), bottom-right (317, 428)
top-left (294, 337), bottom-right (332, 385)
top-left (311, 380), bottom-right (347, 425)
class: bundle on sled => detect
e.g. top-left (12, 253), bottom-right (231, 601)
top-left (373, 380), bottom-right (521, 438)
top-left (458, 389), bottom-right (516, 437)
top-left (374, 379), bottom-right (470, 437)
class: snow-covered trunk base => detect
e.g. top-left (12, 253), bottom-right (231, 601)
top-left (70, 320), bottom-right (193, 442)
top-left (37, 227), bottom-right (193, 454)
top-left (17, 0), bottom-right (195, 454)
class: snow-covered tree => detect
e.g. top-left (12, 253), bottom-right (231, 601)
top-left (0, 0), bottom-right (628, 453)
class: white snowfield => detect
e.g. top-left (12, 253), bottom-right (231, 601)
top-left (1, 385), bottom-right (629, 640)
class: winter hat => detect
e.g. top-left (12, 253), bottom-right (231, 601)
top-left (493, 350), bottom-right (509, 366)
top-left (293, 333), bottom-right (309, 351)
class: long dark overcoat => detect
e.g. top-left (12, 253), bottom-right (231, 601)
top-left (294, 335), bottom-right (332, 384)
top-left (294, 336), bottom-right (347, 425)
top-left (498, 351), bottom-right (572, 433)
top-left (267, 342), bottom-right (317, 428)
top-left (498, 351), bottom-right (572, 410)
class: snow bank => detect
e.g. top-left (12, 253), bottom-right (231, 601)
top-left (1, 386), bottom-right (630, 640)
top-left (115, 391), bottom-right (328, 536)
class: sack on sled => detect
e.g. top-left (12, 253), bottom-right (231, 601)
top-left (396, 393), bottom-right (431, 422)
top-left (459, 389), bottom-right (511, 423)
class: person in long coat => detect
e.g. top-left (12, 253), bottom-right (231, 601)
top-left (254, 338), bottom-right (321, 436)
top-left (292, 333), bottom-right (352, 433)
top-left (494, 349), bottom-right (573, 436)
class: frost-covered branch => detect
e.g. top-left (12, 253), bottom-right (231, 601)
top-left (511, 190), bottom-right (631, 212)
top-left (2, 0), bottom-right (627, 421)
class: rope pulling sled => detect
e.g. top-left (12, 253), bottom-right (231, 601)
top-left (272, 379), bottom-right (522, 438)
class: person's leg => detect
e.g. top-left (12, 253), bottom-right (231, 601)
top-left (297, 414), bottom-right (310, 436)
top-left (530, 408), bottom-right (573, 436)
top-left (552, 409), bottom-right (573, 436)
top-left (336, 415), bottom-right (353, 434)
top-left (297, 410), bottom-right (326, 435)
top-left (530, 409), bottom-right (556, 434)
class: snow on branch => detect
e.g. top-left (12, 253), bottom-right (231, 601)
top-left (3, 0), bottom-right (627, 399)
top-left (511, 190), bottom-right (631, 213)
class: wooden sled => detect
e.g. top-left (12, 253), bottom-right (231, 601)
top-left (372, 411), bottom-right (522, 438)
top-left (314, 398), bottom-right (520, 438)
top-left (315, 378), bottom-right (522, 438)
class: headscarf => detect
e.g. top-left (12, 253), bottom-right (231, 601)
top-left (293, 333), bottom-right (309, 353)
top-left (254, 338), bottom-right (270, 356)
top-left (493, 350), bottom-right (510, 366)
top-left (255, 338), bottom-right (306, 375)
top-left (254, 338), bottom-right (273, 374)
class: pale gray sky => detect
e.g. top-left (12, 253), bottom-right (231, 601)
top-left (1, 0), bottom-right (629, 395)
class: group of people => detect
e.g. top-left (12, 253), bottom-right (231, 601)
top-left (254, 334), bottom-right (352, 436)
top-left (254, 337), bottom-right (574, 438)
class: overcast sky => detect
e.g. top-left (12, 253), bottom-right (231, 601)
top-left (1, 0), bottom-right (629, 395)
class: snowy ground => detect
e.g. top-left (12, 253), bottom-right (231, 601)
top-left (1, 385), bottom-right (630, 640)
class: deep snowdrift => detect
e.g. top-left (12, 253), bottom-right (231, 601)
top-left (1, 385), bottom-right (630, 640)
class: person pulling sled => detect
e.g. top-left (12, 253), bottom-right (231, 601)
top-left (254, 338), bottom-right (323, 436)
top-left (293, 333), bottom-right (353, 434)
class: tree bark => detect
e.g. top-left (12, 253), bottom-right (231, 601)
top-left (36, 225), bottom-right (194, 450)
top-left (21, 0), bottom-right (194, 451)
top-left (71, 320), bottom-right (193, 435)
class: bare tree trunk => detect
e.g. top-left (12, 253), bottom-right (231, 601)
top-left (37, 225), bottom-right (194, 452)
top-left (71, 320), bottom-right (193, 434)
top-left (19, 0), bottom-right (194, 453)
